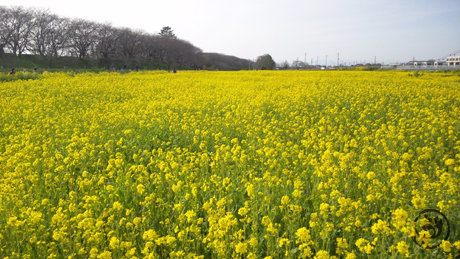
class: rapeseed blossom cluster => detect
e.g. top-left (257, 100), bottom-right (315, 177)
top-left (1, 70), bottom-right (460, 258)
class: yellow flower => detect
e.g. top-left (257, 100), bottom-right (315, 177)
top-left (392, 208), bottom-right (408, 228)
top-left (319, 203), bottom-right (330, 215)
top-left (366, 194), bottom-right (375, 202)
top-left (337, 238), bottom-right (348, 249)
top-left (411, 195), bottom-right (427, 210)
top-left (314, 250), bottom-right (330, 259)
top-left (113, 201), bottom-right (123, 211)
top-left (296, 227), bottom-right (312, 243)
top-left (396, 241), bottom-right (409, 256)
top-left (363, 243), bottom-right (374, 254)
top-left (279, 238), bottom-right (289, 247)
top-left (133, 217), bottom-right (142, 228)
top-left (90, 248), bottom-right (99, 259)
top-left (143, 229), bottom-right (158, 241)
top-left (293, 189), bottom-right (302, 198)
top-left (97, 251), bottom-right (112, 259)
top-left (137, 184), bottom-right (145, 195)
top-left (419, 230), bottom-right (432, 247)
top-left (445, 159), bottom-right (455, 166)
top-left (281, 195), bottom-right (291, 205)
top-left (238, 207), bottom-right (249, 217)
top-left (439, 240), bottom-right (452, 252)
top-left (109, 237), bottom-right (120, 249)
top-left (355, 238), bottom-right (373, 253)
top-left (261, 216), bottom-right (271, 226)
top-left (3, 69), bottom-right (460, 258)
top-left (125, 248), bottom-right (136, 258)
top-left (454, 241), bottom-right (460, 250)
top-left (366, 171), bottom-right (376, 180)
top-left (345, 253), bottom-right (356, 259)
top-left (235, 242), bottom-right (247, 254)
top-left (249, 237), bottom-right (258, 247)
top-left (165, 235), bottom-right (176, 245)
top-left (267, 223), bottom-right (278, 234)
top-left (371, 219), bottom-right (390, 234)
top-left (185, 210), bottom-right (196, 222)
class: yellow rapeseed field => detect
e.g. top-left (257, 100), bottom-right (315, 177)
top-left (0, 70), bottom-right (459, 258)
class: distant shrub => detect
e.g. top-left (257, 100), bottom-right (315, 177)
top-left (363, 67), bottom-right (380, 71)
top-left (0, 72), bottom-right (42, 82)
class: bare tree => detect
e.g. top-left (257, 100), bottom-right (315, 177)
top-left (139, 33), bottom-right (161, 61)
top-left (68, 19), bottom-right (99, 58)
top-left (195, 53), bottom-right (250, 70)
top-left (48, 17), bottom-right (71, 57)
top-left (116, 27), bottom-right (143, 59)
top-left (95, 23), bottom-right (119, 59)
top-left (168, 38), bottom-right (202, 68)
top-left (29, 8), bottom-right (56, 56)
top-left (0, 6), bottom-right (245, 70)
top-left (0, 6), bottom-right (14, 56)
top-left (276, 60), bottom-right (290, 70)
top-left (6, 6), bottom-right (35, 56)
top-left (157, 36), bottom-right (174, 68)
top-left (291, 60), bottom-right (306, 70)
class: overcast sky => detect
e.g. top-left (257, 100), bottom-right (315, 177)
top-left (2, 0), bottom-right (459, 65)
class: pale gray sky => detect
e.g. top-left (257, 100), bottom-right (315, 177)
top-left (2, 0), bottom-right (459, 65)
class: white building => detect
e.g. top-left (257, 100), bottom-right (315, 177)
top-left (405, 60), bottom-right (435, 67)
top-left (446, 55), bottom-right (460, 66)
top-left (434, 60), bottom-right (446, 67)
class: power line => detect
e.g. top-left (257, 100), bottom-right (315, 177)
top-left (440, 49), bottom-right (460, 60)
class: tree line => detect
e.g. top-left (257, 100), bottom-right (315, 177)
top-left (0, 6), bottom-right (252, 70)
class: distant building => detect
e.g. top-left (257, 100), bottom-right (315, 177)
top-left (405, 59), bottom-right (436, 67)
top-left (434, 60), bottom-right (446, 67)
top-left (446, 55), bottom-right (460, 66)
top-left (351, 63), bottom-right (381, 68)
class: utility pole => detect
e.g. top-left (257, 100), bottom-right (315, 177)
top-left (337, 53), bottom-right (339, 68)
top-left (326, 55), bottom-right (327, 68)
top-left (317, 57), bottom-right (319, 66)
top-left (374, 56), bottom-right (376, 64)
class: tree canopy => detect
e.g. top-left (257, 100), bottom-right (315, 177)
top-left (254, 54), bottom-right (275, 70)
